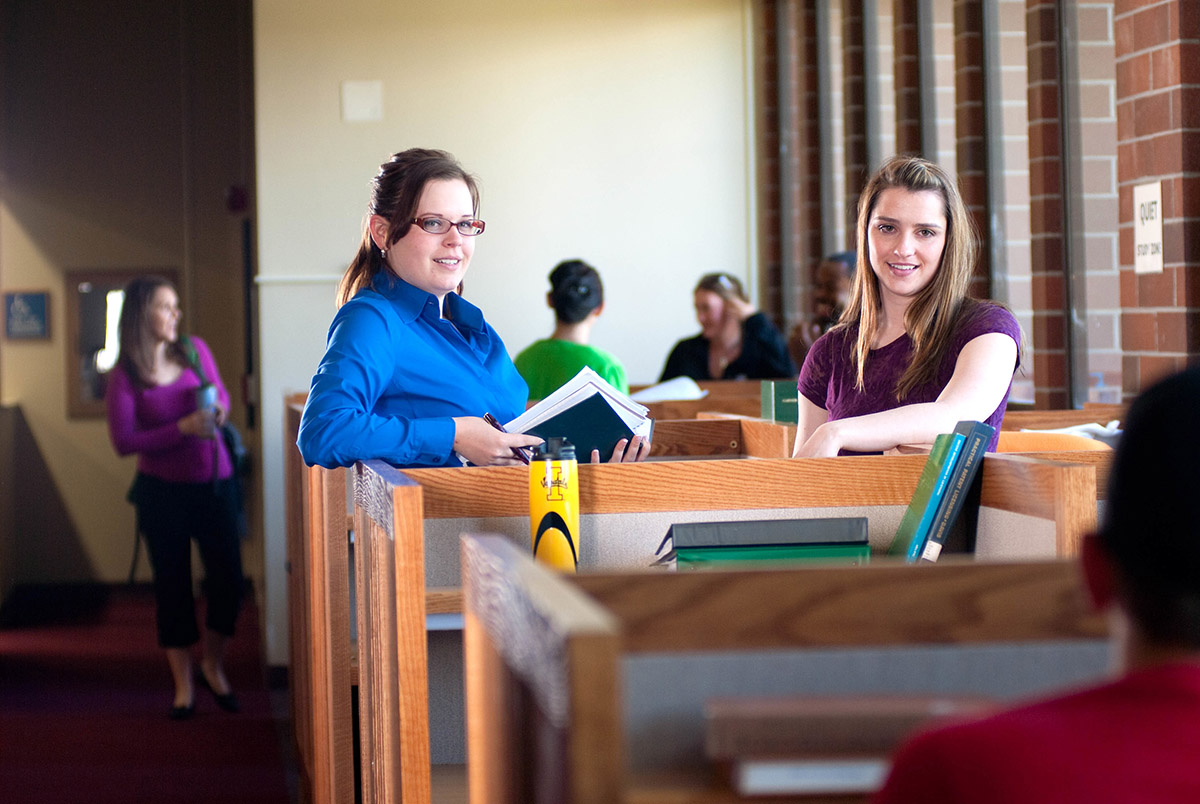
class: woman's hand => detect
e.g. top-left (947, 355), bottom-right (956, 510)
top-left (178, 410), bottom-right (216, 438)
top-left (726, 296), bottom-right (757, 324)
top-left (589, 435), bottom-right (651, 464)
top-left (214, 404), bottom-right (229, 428)
top-left (452, 417), bottom-right (543, 467)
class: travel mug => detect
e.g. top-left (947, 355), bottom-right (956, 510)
top-left (529, 437), bottom-right (580, 572)
top-left (195, 383), bottom-right (218, 438)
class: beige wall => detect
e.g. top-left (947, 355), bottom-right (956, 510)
top-left (255, 0), bottom-right (755, 663)
top-left (0, 210), bottom-right (119, 583)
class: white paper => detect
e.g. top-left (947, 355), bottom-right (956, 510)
top-left (1020, 421), bottom-right (1122, 447)
top-left (629, 376), bottom-right (708, 403)
top-left (736, 757), bottom-right (889, 795)
top-left (505, 366), bottom-right (649, 433)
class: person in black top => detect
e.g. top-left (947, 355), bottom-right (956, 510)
top-left (659, 272), bottom-right (796, 382)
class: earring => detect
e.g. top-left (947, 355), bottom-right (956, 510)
top-left (380, 248), bottom-right (387, 259)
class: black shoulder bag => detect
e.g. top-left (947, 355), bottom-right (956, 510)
top-left (180, 335), bottom-right (249, 536)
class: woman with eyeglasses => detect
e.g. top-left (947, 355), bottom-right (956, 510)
top-left (658, 272), bottom-right (796, 382)
top-left (299, 148), bottom-right (646, 468)
top-left (792, 155), bottom-right (1021, 458)
top-left (514, 258), bottom-right (628, 401)
top-left (298, 148), bottom-right (547, 468)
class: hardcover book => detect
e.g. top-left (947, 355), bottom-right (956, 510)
top-left (503, 367), bottom-right (653, 463)
top-left (887, 431), bottom-right (966, 560)
top-left (760, 379), bottom-right (800, 424)
top-left (920, 420), bottom-right (995, 562)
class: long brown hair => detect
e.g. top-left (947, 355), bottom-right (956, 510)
top-left (839, 155), bottom-right (980, 399)
top-left (116, 275), bottom-right (186, 387)
top-left (337, 148), bottom-right (480, 307)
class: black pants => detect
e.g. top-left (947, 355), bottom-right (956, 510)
top-left (134, 474), bottom-right (244, 648)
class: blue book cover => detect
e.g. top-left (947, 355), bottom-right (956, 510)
top-left (888, 432), bottom-right (966, 560)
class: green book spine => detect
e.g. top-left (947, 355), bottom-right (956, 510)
top-left (887, 432), bottom-right (965, 560)
top-left (760, 380), bottom-right (799, 424)
top-left (677, 543), bottom-right (869, 568)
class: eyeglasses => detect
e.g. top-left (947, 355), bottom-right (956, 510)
top-left (411, 216), bottom-right (486, 236)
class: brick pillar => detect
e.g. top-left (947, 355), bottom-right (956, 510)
top-left (1115, 0), bottom-right (1200, 396)
top-left (843, 0), bottom-right (870, 219)
top-left (1025, 0), bottom-right (1070, 408)
top-left (756, 1), bottom-right (823, 330)
top-left (954, 0), bottom-right (991, 299)
top-left (894, 0), bottom-right (923, 155)
top-left (758, 1), bottom-right (784, 319)
top-left (796, 3), bottom-right (823, 305)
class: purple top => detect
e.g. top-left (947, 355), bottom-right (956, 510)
top-left (106, 335), bottom-right (233, 483)
top-left (798, 301), bottom-right (1021, 452)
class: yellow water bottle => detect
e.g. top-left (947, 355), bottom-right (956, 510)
top-left (529, 437), bottom-right (579, 572)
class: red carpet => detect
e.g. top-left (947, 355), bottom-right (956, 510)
top-left (0, 584), bottom-right (293, 804)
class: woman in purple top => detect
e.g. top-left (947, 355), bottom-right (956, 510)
top-left (106, 276), bottom-right (243, 720)
top-left (794, 156), bottom-right (1021, 457)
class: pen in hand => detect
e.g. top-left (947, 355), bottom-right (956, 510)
top-left (483, 412), bottom-right (532, 465)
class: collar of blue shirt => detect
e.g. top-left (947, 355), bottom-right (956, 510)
top-left (371, 273), bottom-right (486, 332)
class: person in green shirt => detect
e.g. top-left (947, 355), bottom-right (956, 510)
top-left (515, 259), bottom-right (629, 401)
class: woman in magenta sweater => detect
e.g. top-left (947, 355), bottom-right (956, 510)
top-left (793, 156), bottom-right (1021, 457)
top-left (106, 276), bottom-right (242, 720)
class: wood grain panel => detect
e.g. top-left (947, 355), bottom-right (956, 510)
top-left (1002, 404), bottom-right (1126, 430)
top-left (406, 456), bottom-right (926, 519)
top-left (426, 587), bottom-right (463, 615)
top-left (650, 419), bottom-right (745, 458)
top-left (283, 400), bottom-right (313, 791)
top-left (463, 537), bottom-right (1108, 804)
top-left (644, 397), bottom-right (764, 421)
top-left (462, 535), bottom-right (623, 804)
top-left (305, 466), bottom-right (355, 804)
top-left (573, 559), bottom-right (1106, 654)
top-left (978, 454), bottom-right (1096, 521)
top-left (354, 505), bottom-right (400, 804)
top-left (1004, 450), bottom-right (1111, 499)
top-left (737, 417), bottom-right (793, 458)
top-left (391, 474), bottom-right (432, 804)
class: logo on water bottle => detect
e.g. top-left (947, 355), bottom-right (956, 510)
top-left (533, 511), bottom-right (578, 567)
top-left (539, 465), bottom-right (570, 501)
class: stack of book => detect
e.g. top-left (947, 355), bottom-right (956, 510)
top-left (654, 517), bottom-right (869, 569)
top-left (704, 694), bottom-right (995, 797)
top-left (504, 367), bottom-right (654, 462)
top-left (888, 420), bottom-right (996, 562)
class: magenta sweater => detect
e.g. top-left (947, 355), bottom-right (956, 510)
top-left (799, 301), bottom-right (1021, 452)
top-left (106, 335), bottom-right (233, 483)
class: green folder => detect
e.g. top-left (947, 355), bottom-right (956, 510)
top-left (657, 517), bottom-right (869, 570)
top-left (674, 543), bottom-right (870, 569)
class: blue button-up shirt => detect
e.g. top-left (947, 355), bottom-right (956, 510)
top-left (298, 274), bottom-right (528, 468)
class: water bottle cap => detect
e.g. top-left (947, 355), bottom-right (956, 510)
top-left (195, 383), bottom-right (218, 410)
top-left (534, 436), bottom-right (576, 461)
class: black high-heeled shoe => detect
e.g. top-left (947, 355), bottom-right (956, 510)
top-left (196, 670), bottom-right (240, 713)
top-left (168, 702), bottom-right (195, 721)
